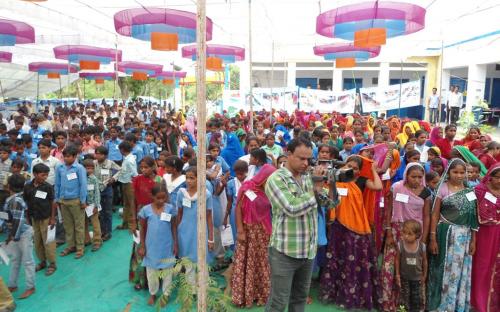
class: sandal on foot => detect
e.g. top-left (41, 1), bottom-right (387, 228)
top-left (134, 284), bottom-right (142, 291)
top-left (91, 243), bottom-right (101, 252)
top-left (45, 264), bottom-right (57, 276)
top-left (35, 262), bottom-right (47, 272)
top-left (74, 250), bottom-right (84, 259)
top-left (18, 288), bottom-right (35, 299)
top-left (59, 247), bottom-right (76, 257)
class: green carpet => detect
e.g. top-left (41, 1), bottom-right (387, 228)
top-left (0, 214), bottom-right (345, 312)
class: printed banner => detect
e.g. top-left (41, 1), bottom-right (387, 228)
top-left (360, 80), bottom-right (421, 113)
top-left (222, 87), bottom-right (299, 116)
top-left (298, 88), bottom-right (356, 113)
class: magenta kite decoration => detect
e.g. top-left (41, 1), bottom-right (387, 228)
top-left (117, 61), bottom-right (163, 75)
top-left (313, 43), bottom-right (381, 61)
top-left (28, 62), bottom-right (78, 75)
top-left (0, 51), bottom-right (12, 63)
top-left (114, 7), bottom-right (213, 51)
top-left (53, 45), bottom-right (122, 67)
top-left (316, 1), bottom-right (426, 41)
top-left (0, 18), bottom-right (35, 46)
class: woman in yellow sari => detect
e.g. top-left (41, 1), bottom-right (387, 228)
top-left (395, 122), bottom-right (416, 146)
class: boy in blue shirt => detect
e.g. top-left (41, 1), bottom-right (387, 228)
top-left (125, 133), bottom-right (143, 166)
top-left (116, 141), bottom-right (138, 230)
top-left (144, 131), bottom-right (158, 159)
top-left (55, 145), bottom-right (87, 259)
top-left (104, 126), bottom-right (123, 164)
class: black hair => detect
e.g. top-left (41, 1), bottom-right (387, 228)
top-left (343, 136), bottom-right (354, 144)
top-left (346, 155), bottom-right (363, 168)
top-left (287, 137), bottom-right (313, 154)
top-left (182, 147), bottom-right (195, 159)
top-left (187, 158), bottom-right (197, 167)
top-left (140, 156), bottom-right (156, 168)
top-left (430, 157), bottom-right (444, 167)
top-left (165, 156), bottom-right (183, 173)
top-left (11, 158), bottom-right (24, 168)
top-left (118, 141), bottom-right (132, 153)
top-left (425, 171), bottom-right (439, 182)
top-left (53, 131), bottom-right (67, 139)
top-left (0, 124), bottom-right (6, 131)
top-left (21, 134), bottom-right (32, 144)
top-left (469, 161), bottom-right (482, 170)
top-left (0, 146), bottom-right (10, 153)
top-left (265, 133), bottom-right (275, 140)
top-left (298, 131), bottom-right (311, 141)
top-left (151, 184), bottom-right (169, 199)
top-left (95, 146), bottom-right (108, 156)
top-left (82, 159), bottom-right (95, 168)
top-left (33, 163), bottom-right (50, 174)
top-left (487, 141), bottom-right (500, 151)
top-left (250, 148), bottom-right (267, 165)
top-left (448, 158), bottom-right (466, 172)
top-left (415, 130), bottom-right (427, 138)
top-left (354, 130), bottom-right (364, 136)
top-left (38, 138), bottom-right (52, 148)
top-left (445, 124), bottom-right (457, 132)
top-left (124, 133), bottom-right (136, 143)
top-left (62, 145), bottom-right (79, 157)
top-left (233, 160), bottom-right (249, 173)
top-left (208, 143), bottom-right (220, 151)
top-left (246, 136), bottom-right (259, 146)
top-left (276, 154), bottom-right (288, 164)
top-left (8, 173), bottom-right (25, 192)
top-left (185, 165), bottom-right (197, 176)
top-left (405, 150), bottom-right (421, 162)
top-left (206, 154), bottom-right (215, 162)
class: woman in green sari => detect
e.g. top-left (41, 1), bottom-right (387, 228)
top-left (452, 145), bottom-right (487, 176)
top-left (427, 158), bottom-right (478, 311)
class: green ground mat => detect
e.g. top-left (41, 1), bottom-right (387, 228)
top-left (0, 213), bottom-right (346, 312)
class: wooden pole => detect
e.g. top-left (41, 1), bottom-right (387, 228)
top-left (36, 73), bottom-right (39, 113)
top-left (270, 40), bottom-right (274, 125)
top-left (195, 0), bottom-right (208, 311)
top-left (398, 60), bottom-right (403, 117)
top-left (248, 0), bottom-right (254, 133)
top-left (0, 79), bottom-right (5, 104)
top-left (438, 39), bottom-right (444, 125)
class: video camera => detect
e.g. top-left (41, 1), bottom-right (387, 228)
top-left (310, 159), bottom-right (355, 184)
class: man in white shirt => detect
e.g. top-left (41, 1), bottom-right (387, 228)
top-left (427, 87), bottom-right (440, 124)
top-left (447, 85), bottom-right (462, 124)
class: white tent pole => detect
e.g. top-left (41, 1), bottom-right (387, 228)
top-left (36, 73), bottom-right (39, 112)
top-left (195, 0), bottom-right (208, 310)
top-left (270, 40), bottom-right (274, 125)
top-left (248, 0), bottom-right (254, 133)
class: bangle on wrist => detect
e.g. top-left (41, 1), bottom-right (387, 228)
top-left (208, 239), bottom-right (214, 244)
top-left (430, 231), bottom-right (436, 234)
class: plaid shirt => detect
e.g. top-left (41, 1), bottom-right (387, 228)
top-left (3, 193), bottom-right (29, 240)
top-left (86, 175), bottom-right (101, 207)
top-left (265, 167), bottom-right (335, 259)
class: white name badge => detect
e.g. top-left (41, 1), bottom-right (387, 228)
top-left (157, 147), bottom-right (162, 152)
top-left (87, 184), bottom-right (95, 191)
top-left (485, 192), bottom-right (497, 204)
top-left (67, 172), bottom-right (77, 180)
top-left (337, 188), bottom-right (348, 197)
top-left (406, 257), bottom-right (417, 265)
top-left (36, 134), bottom-right (43, 139)
top-left (380, 197), bottom-right (385, 208)
top-left (35, 190), bottom-right (47, 199)
top-left (150, 149), bottom-right (155, 154)
top-left (30, 153), bottom-right (38, 159)
top-left (160, 212), bottom-right (171, 222)
top-left (101, 169), bottom-right (110, 176)
top-left (182, 197), bottom-right (191, 208)
top-left (465, 192), bottom-right (477, 202)
top-left (245, 190), bottom-right (257, 201)
top-left (395, 193), bottom-right (409, 203)
top-left (0, 211), bottom-right (8, 220)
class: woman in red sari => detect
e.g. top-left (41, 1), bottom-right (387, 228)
top-left (458, 126), bottom-right (481, 150)
top-left (231, 164), bottom-right (276, 308)
top-left (472, 163), bottom-right (500, 312)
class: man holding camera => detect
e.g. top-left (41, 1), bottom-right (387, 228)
top-left (264, 137), bottom-right (337, 312)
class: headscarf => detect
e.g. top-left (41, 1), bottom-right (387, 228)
top-left (429, 126), bottom-right (442, 145)
top-left (453, 146), bottom-right (487, 176)
top-left (433, 158), bottom-right (469, 207)
top-left (352, 143), bottom-right (368, 155)
top-left (474, 163), bottom-right (500, 224)
top-left (395, 122), bottom-right (415, 146)
top-left (183, 131), bottom-right (197, 147)
top-left (411, 121), bottom-right (421, 132)
top-left (391, 163), bottom-right (427, 226)
top-left (221, 133), bottom-right (245, 176)
top-left (236, 164), bottom-right (276, 234)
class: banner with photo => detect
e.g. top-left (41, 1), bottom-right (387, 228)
top-left (252, 87), bottom-right (299, 113)
top-left (360, 80), bottom-right (421, 113)
top-left (298, 88), bottom-right (356, 113)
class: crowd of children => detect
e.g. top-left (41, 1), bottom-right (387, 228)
top-left (0, 101), bottom-right (498, 312)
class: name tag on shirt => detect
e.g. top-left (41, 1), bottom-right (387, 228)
top-left (101, 169), bottom-right (110, 176)
top-left (0, 211), bottom-right (8, 220)
top-left (395, 193), bottom-right (409, 203)
top-left (35, 190), bottom-right (47, 199)
top-left (406, 257), bottom-right (417, 266)
top-left (149, 149), bottom-right (155, 154)
top-left (465, 192), bottom-right (477, 202)
top-left (485, 192), bottom-right (497, 204)
top-left (245, 190), bottom-right (257, 201)
top-left (30, 153), bottom-right (38, 159)
top-left (67, 172), bottom-right (77, 180)
top-left (36, 134), bottom-right (43, 139)
top-left (88, 184), bottom-right (95, 191)
top-left (182, 197), bottom-right (191, 208)
top-left (157, 147), bottom-right (162, 152)
top-left (337, 188), bottom-right (348, 197)
top-left (160, 212), bottom-right (171, 222)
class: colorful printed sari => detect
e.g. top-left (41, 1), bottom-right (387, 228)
top-left (427, 159), bottom-right (479, 311)
top-left (471, 164), bottom-right (500, 312)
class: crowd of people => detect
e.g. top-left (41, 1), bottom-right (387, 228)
top-left (0, 99), bottom-right (498, 312)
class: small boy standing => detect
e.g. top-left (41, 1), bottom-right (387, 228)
top-left (3, 174), bottom-right (36, 299)
top-left (82, 159), bottom-right (102, 251)
top-left (23, 163), bottom-right (57, 276)
top-left (467, 162), bottom-right (481, 188)
top-left (339, 137), bottom-right (354, 161)
top-left (144, 131), bottom-right (158, 160)
top-left (395, 220), bottom-right (427, 312)
top-left (0, 146), bottom-right (13, 210)
top-left (55, 145), bottom-right (87, 259)
top-left (116, 141), bottom-right (138, 230)
top-left (32, 139), bottom-right (60, 186)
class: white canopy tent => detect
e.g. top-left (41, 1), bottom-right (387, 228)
top-left (0, 0), bottom-right (499, 98)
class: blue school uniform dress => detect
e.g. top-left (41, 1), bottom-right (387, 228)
top-left (207, 179), bottom-right (223, 228)
top-left (164, 174), bottom-right (186, 208)
top-left (176, 188), bottom-right (214, 264)
top-left (138, 204), bottom-right (177, 269)
top-left (225, 178), bottom-right (240, 243)
top-left (215, 156), bottom-right (230, 175)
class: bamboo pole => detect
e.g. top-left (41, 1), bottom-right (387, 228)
top-left (248, 0), bottom-right (254, 133)
top-left (195, 0), bottom-right (208, 311)
top-left (438, 39), bottom-right (444, 125)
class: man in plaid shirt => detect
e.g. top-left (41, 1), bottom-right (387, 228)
top-left (2, 174), bottom-right (36, 299)
top-left (265, 137), bottom-right (336, 312)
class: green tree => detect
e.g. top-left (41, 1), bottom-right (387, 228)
top-left (229, 65), bottom-right (240, 90)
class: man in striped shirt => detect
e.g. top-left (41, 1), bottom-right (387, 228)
top-left (265, 137), bottom-right (335, 312)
